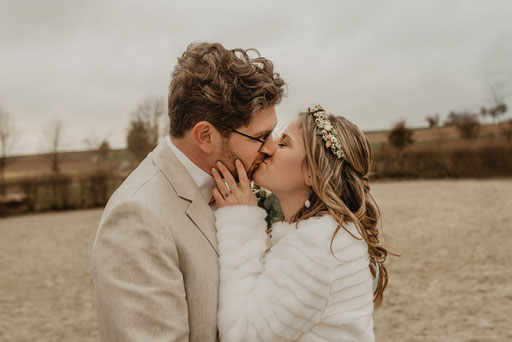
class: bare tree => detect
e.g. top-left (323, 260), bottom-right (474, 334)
top-left (43, 120), bottom-right (65, 174)
top-left (0, 106), bottom-right (21, 194)
top-left (126, 96), bottom-right (167, 162)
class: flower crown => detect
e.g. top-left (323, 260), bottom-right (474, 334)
top-left (308, 105), bottom-right (345, 159)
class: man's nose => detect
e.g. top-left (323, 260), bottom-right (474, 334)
top-left (260, 135), bottom-right (277, 156)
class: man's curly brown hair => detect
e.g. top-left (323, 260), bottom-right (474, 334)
top-left (168, 42), bottom-right (286, 137)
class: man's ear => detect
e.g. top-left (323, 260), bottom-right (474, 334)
top-left (192, 121), bottom-right (216, 153)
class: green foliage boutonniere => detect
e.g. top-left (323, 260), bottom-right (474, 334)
top-left (251, 182), bottom-right (282, 228)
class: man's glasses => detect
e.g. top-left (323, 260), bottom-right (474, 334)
top-left (215, 122), bottom-right (277, 152)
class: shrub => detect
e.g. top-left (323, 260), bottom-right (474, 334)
top-left (426, 114), bottom-right (439, 128)
top-left (444, 111), bottom-right (481, 140)
top-left (19, 177), bottom-right (42, 212)
top-left (3, 171), bottom-right (124, 216)
top-left (78, 170), bottom-right (120, 208)
top-left (402, 148), bottom-right (451, 178)
top-left (388, 121), bottom-right (414, 149)
top-left (502, 119), bottom-right (512, 142)
top-left (374, 142), bottom-right (512, 179)
top-left (44, 174), bottom-right (73, 210)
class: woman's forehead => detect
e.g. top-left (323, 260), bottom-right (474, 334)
top-left (282, 119), bottom-right (300, 137)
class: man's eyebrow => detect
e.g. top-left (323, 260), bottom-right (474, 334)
top-left (256, 129), bottom-right (272, 138)
top-left (254, 120), bottom-right (278, 138)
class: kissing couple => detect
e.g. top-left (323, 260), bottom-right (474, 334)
top-left (91, 42), bottom-right (389, 342)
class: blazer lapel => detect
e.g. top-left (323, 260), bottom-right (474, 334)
top-left (151, 139), bottom-right (219, 256)
top-left (186, 193), bottom-right (218, 255)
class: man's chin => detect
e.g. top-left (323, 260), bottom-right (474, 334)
top-left (247, 160), bottom-right (265, 180)
top-left (246, 166), bottom-right (258, 180)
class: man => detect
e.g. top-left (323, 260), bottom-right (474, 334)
top-left (90, 42), bottom-right (285, 342)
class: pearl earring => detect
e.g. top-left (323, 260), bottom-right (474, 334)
top-left (305, 191), bottom-right (311, 208)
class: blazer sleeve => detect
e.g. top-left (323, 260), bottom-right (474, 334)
top-left (215, 206), bottom-right (332, 342)
top-left (91, 200), bottom-right (189, 342)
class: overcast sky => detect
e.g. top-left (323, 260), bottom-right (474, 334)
top-left (2, 0), bottom-right (511, 155)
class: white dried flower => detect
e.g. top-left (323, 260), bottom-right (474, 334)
top-left (307, 105), bottom-right (345, 160)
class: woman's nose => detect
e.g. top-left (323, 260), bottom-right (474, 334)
top-left (260, 135), bottom-right (277, 156)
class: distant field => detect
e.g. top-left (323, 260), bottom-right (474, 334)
top-left (366, 122), bottom-right (509, 150)
top-left (6, 122), bottom-right (509, 180)
top-left (0, 179), bottom-right (510, 341)
top-left (4, 149), bottom-right (133, 179)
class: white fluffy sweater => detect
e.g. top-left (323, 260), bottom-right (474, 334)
top-left (215, 206), bottom-right (375, 342)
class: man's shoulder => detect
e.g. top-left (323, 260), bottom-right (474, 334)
top-left (94, 157), bottom-right (184, 241)
top-left (99, 157), bottom-right (183, 225)
top-left (111, 157), bottom-right (176, 203)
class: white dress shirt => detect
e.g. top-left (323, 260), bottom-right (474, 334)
top-left (165, 136), bottom-right (216, 206)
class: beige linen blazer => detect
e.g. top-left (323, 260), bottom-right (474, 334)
top-left (91, 140), bottom-right (219, 342)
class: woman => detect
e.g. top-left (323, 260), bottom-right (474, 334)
top-left (211, 105), bottom-right (389, 342)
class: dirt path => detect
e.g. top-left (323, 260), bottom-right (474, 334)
top-left (371, 179), bottom-right (512, 342)
top-left (0, 180), bottom-right (511, 341)
top-left (0, 209), bottom-right (101, 342)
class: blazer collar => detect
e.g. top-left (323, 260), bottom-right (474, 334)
top-left (151, 139), bottom-right (218, 255)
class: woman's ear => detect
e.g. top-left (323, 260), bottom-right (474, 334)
top-left (192, 121), bottom-right (216, 153)
top-left (305, 173), bottom-right (313, 187)
top-left (301, 159), bottom-right (314, 187)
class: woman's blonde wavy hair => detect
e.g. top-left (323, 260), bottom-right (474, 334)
top-left (292, 110), bottom-right (389, 308)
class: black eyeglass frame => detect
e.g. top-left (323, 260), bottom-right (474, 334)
top-left (214, 121), bottom-right (278, 152)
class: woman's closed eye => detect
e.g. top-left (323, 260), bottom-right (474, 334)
top-left (277, 133), bottom-right (292, 148)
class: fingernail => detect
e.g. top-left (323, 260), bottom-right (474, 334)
top-left (235, 159), bottom-right (240, 165)
top-left (211, 167), bottom-right (216, 173)
top-left (217, 161), bottom-right (221, 166)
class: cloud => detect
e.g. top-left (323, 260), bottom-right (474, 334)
top-left (1, 0), bottom-right (511, 154)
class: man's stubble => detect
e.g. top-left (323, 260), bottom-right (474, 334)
top-left (220, 138), bottom-right (261, 181)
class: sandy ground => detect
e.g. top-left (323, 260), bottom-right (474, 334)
top-left (0, 179), bottom-right (511, 341)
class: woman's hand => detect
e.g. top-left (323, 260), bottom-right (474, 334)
top-left (212, 159), bottom-right (258, 208)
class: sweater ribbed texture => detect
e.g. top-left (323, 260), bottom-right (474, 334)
top-left (215, 205), bottom-right (375, 342)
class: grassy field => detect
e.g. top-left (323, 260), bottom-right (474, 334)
top-left (0, 179), bottom-right (511, 341)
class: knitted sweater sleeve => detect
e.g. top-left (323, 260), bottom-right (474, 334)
top-left (215, 205), bottom-right (332, 342)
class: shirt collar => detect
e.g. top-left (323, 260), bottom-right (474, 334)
top-left (165, 135), bottom-right (216, 204)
